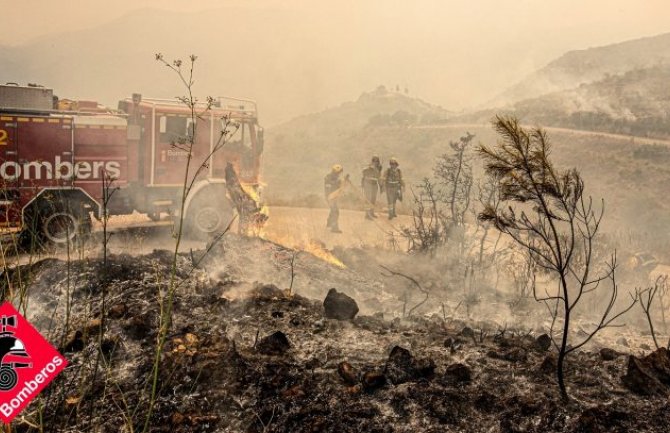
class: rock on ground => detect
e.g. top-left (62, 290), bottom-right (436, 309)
top-left (323, 288), bottom-right (359, 320)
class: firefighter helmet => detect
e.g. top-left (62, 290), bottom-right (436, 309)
top-left (389, 157), bottom-right (398, 166)
top-left (332, 164), bottom-right (343, 173)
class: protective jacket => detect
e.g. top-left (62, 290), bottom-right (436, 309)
top-left (324, 172), bottom-right (343, 199)
top-left (382, 167), bottom-right (405, 190)
top-left (361, 164), bottom-right (382, 189)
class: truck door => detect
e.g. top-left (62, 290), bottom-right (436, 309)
top-left (0, 117), bottom-right (20, 228)
top-left (153, 113), bottom-right (190, 185)
top-left (153, 112), bottom-right (210, 185)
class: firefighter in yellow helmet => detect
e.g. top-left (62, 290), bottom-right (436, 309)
top-left (381, 157), bottom-right (405, 219)
top-left (324, 164), bottom-right (346, 233)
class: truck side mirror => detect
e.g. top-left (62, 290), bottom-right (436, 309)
top-left (159, 116), bottom-right (167, 134)
top-left (256, 128), bottom-right (264, 155)
top-left (127, 124), bottom-right (141, 140)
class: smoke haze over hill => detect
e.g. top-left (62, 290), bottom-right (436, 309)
top-left (489, 32), bottom-right (670, 106)
top-left (2, 1), bottom-right (670, 125)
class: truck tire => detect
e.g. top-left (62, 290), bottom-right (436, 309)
top-left (186, 196), bottom-right (234, 239)
top-left (23, 202), bottom-right (91, 249)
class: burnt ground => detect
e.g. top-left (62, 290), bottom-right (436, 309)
top-left (2, 234), bottom-right (670, 432)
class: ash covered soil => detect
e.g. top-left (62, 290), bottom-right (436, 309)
top-left (5, 234), bottom-right (670, 433)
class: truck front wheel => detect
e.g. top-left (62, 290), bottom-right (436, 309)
top-left (186, 196), bottom-right (234, 239)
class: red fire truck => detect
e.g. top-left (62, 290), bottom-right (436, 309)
top-left (0, 83), bottom-right (264, 246)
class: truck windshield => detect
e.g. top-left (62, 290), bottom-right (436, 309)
top-left (159, 115), bottom-right (195, 143)
top-left (226, 122), bottom-right (253, 150)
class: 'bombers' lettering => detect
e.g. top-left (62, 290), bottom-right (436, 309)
top-left (0, 157), bottom-right (121, 181)
top-left (0, 355), bottom-right (65, 418)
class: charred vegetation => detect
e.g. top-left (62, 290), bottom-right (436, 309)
top-left (2, 240), bottom-right (670, 432)
top-left (3, 21), bottom-right (670, 431)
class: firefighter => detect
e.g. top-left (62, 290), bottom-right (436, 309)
top-left (382, 157), bottom-right (405, 219)
top-left (324, 164), bottom-right (346, 233)
top-left (361, 156), bottom-right (382, 219)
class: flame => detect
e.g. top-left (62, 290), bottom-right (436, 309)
top-left (240, 183), bottom-right (270, 236)
top-left (303, 239), bottom-right (346, 268)
top-left (261, 232), bottom-right (346, 268)
top-left (241, 183), bottom-right (261, 203)
top-left (237, 184), bottom-right (344, 268)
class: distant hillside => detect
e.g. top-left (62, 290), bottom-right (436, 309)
top-left (263, 87), bottom-right (670, 233)
top-left (491, 32), bottom-right (670, 106)
top-left (264, 90), bottom-right (670, 254)
top-left (457, 64), bottom-right (670, 139)
top-left (264, 88), bottom-right (450, 205)
top-left (273, 86), bottom-right (450, 134)
top-left (453, 33), bottom-right (670, 140)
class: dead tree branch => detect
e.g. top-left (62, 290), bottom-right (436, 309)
top-left (380, 265), bottom-right (429, 316)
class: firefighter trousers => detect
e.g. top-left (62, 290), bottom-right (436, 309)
top-left (386, 186), bottom-right (401, 218)
top-left (363, 182), bottom-right (379, 217)
top-left (327, 200), bottom-right (340, 230)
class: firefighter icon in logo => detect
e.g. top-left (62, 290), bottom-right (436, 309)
top-left (0, 315), bottom-right (32, 392)
top-left (0, 302), bottom-right (67, 423)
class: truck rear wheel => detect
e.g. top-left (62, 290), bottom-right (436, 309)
top-left (22, 202), bottom-right (91, 249)
top-left (42, 210), bottom-right (78, 244)
top-left (42, 204), bottom-right (91, 247)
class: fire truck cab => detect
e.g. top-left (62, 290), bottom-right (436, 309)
top-left (0, 83), bottom-right (264, 246)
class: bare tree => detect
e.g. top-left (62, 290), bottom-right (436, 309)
top-left (434, 132), bottom-right (475, 227)
top-left (478, 116), bottom-right (638, 400)
top-left (655, 274), bottom-right (669, 333)
top-left (401, 178), bottom-right (448, 254)
top-left (474, 175), bottom-right (503, 268)
top-left (402, 133), bottom-right (475, 254)
top-left (507, 250), bottom-right (537, 313)
top-left (636, 275), bottom-right (669, 350)
top-left (143, 53), bottom-right (238, 433)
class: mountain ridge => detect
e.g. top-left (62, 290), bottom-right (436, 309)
top-left (490, 31), bottom-right (670, 106)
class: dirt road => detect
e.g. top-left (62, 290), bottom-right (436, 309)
top-left (95, 206), bottom-right (414, 253)
top-left (411, 123), bottom-right (670, 146)
top-left (262, 206), bottom-right (412, 250)
top-left (1, 206), bottom-right (413, 266)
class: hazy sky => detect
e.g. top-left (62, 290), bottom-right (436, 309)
top-left (2, 0), bottom-right (670, 123)
top-left (3, 0), bottom-right (668, 47)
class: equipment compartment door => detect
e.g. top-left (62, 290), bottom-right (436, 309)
top-left (0, 117), bottom-right (20, 228)
top-left (17, 117), bottom-right (74, 189)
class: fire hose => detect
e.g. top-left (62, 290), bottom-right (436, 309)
top-left (337, 177), bottom-right (405, 235)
